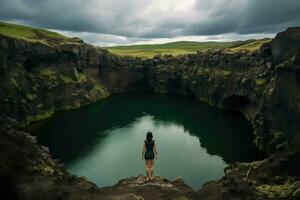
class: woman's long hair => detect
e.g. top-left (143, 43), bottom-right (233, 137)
top-left (146, 131), bottom-right (153, 141)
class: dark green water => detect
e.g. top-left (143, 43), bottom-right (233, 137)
top-left (35, 93), bottom-right (263, 189)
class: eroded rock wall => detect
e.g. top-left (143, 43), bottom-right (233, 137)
top-left (1, 27), bottom-right (299, 154)
top-left (0, 35), bottom-right (109, 128)
top-left (99, 28), bottom-right (300, 153)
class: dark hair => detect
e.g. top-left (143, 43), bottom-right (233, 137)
top-left (146, 131), bottom-right (153, 141)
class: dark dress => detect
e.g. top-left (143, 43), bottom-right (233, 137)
top-left (144, 140), bottom-right (155, 160)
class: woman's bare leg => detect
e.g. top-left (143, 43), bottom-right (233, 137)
top-left (149, 160), bottom-right (154, 180)
top-left (145, 160), bottom-right (150, 180)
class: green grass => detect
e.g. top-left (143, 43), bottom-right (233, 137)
top-left (227, 38), bottom-right (272, 53)
top-left (106, 41), bottom-right (234, 58)
top-left (0, 21), bottom-right (73, 45)
top-left (0, 21), bottom-right (272, 57)
top-left (106, 39), bottom-right (271, 58)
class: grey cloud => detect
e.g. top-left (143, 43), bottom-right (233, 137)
top-left (0, 0), bottom-right (299, 38)
top-left (191, 0), bottom-right (300, 35)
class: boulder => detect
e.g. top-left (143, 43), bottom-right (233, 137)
top-left (271, 27), bottom-right (300, 63)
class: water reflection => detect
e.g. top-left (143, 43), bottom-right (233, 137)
top-left (35, 93), bottom-right (263, 189)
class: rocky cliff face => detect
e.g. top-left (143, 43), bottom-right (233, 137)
top-left (0, 35), bottom-right (109, 128)
top-left (99, 28), bottom-right (300, 154)
top-left (1, 27), bottom-right (300, 200)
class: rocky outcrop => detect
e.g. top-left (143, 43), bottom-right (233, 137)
top-left (1, 27), bottom-right (299, 153)
top-left (99, 28), bottom-right (300, 154)
top-left (1, 27), bottom-right (300, 200)
top-left (1, 128), bottom-right (300, 200)
top-left (0, 35), bottom-right (109, 128)
top-left (0, 129), bottom-right (195, 200)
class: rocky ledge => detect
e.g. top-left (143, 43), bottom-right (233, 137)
top-left (0, 26), bottom-right (300, 199)
top-left (1, 129), bottom-right (299, 200)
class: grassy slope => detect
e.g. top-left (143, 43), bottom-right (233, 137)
top-left (106, 39), bottom-right (272, 58)
top-left (0, 21), bottom-right (70, 45)
top-left (106, 41), bottom-right (233, 58)
top-left (0, 21), bottom-right (271, 57)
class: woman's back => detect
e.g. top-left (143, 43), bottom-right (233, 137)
top-left (145, 140), bottom-right (154, 151)
top-left (142, 131), bottom-right (158, 181)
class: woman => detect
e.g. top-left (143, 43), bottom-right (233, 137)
top-left (141, 131), bottom-right (159, 181)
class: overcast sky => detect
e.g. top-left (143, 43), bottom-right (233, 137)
top-left (1, 0), bottom-right (300, 46)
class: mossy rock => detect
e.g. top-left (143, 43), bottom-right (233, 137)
top-left (18, 109), bottom-right (54, 127)
top-left (31, 86), bottom-right (38, 92)
top-left (88, 84), bottom-right (109, 100)
top-left (293, 187), bottom-right (300, 198)
top-left (256, 181), bottom-right (300, 198)
top-left (10, 77), bottom-right (18, 88)
top-left (255, 78), bottom-right (267, 86)
top-left (59, 75), bottom-right (73, 83)
top-left (40, 68), bottom-right (56, 76)
top-left (26, 94), bottom-right (37, 101)
top-left (59, 73), bottom-right (86, 84)
top-left (222, 70), bottom-right (232, 76)
top-left (204, 68), bottom-right (210, 73)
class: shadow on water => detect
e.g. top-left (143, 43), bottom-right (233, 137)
top-left (29, 93), bottom-right (265, 189)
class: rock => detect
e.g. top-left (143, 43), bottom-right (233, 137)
top-left (72, 37), bottom-right (84, 43)
top-left (260, 42), bottom-right (272, 57)
top-left (271, 27), bottom-right (300, 63)
top-left (293, 187), bottom-right (300, 199)
top-left (72, 67), bottom-right (79, 81)
top-left (119, 175), bottom-right (175, 189)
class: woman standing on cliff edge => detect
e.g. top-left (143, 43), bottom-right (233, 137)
top-left (142, 131), bottom-right (159, 181)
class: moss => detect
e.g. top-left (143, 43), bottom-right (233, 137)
top-left (125, 194), bottom-right (144, 200)
top-left (42, 165), bottom-right (55, 175)
top-left (256, 181), bottom-right (300, 198)
top-left (88, 84), bottom-right (109, 100)
top-left (204, 68), bottom-right (210, 73)
top-left (174, 197), bottom-right (189, 200)
top-left (216, 69), bottom-right (232, 77)
top-left (239, 160), bottom-right (263, 170)
top-left (33, 164), bottom-right (55, 175)
top-left (222, 70), bottom-right (232, 76)
top-left (293, 187), bottom-right (300, 198)
top-left (10, 77), bottom-right (18, 88)
top-left (268, 131), bottom-right (287, 152)
top-left (59, 73), bottom-right (86, 84)
top-left (255, 78), bottom-right (267, 86)
top-left (31, 86), bottom-right (38, 92)
top-left (18, 108), bottom-right (54, 128)
top-left (40, 68), bottom-right (56, 76)
top-left (26, 94), bottom-right (37, 101)
top-left (78, 73), bottom-right (87, 82)
top-left (59, 74), bottom-right (73, 83)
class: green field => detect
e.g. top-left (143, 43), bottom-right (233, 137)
top-left (106, 39), bottom-right (271, 58)
top-left (0, 21), bottom-right (71, 45)
top-left (0, 21), bottom-right (271, 57)
top-left (105, 41), bottom-right (233, 58)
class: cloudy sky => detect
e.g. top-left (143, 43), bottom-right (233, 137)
top-left (1, 0), bottom-right (300, 46)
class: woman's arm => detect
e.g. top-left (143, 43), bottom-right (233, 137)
top-left (141, 143), bottom-right (145, 160)
top-left (154, 144), bottom-right (159, 159)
